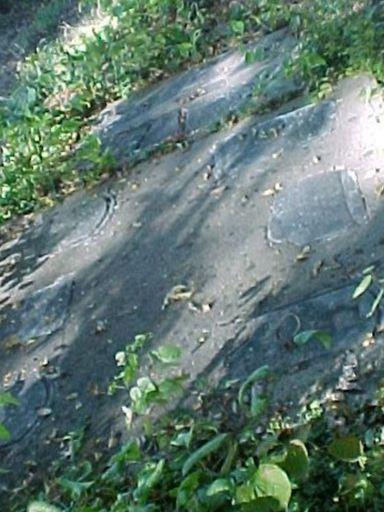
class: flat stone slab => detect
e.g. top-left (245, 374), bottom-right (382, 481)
top-left (0, 275), bottom-right (73, 345)
top-left (210, 99), bottom-right (336, 180)
top-left (93, 29), bottom-right (301, 163)
top-left (224, 285), bottom-right (377, 403)
top-left (30, 188), bottom-right (116, 254)
top-left (268, 170), bottom-right (369, 245)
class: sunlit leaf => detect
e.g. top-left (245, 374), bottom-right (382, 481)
top-left (134, 459), bottom-right (165, 501)
top-left (27, 502), bottom-right (62, 512)
top-left (150, 345), bottom-right (181, 364)
top-left (367, 288), bottom-right (384, 318)
top-left (353, 275), bottom-right (372, 299)
top-left (206, 478), bottom-right (233, 496)
top-left (253, 464), bottom-right (291, 510)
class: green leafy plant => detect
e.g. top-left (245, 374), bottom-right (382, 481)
top-left (0, 391), bottom-right (19, 441)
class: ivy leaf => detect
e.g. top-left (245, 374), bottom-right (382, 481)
top-left (230, 20), bottom-right (245, 35)
top-left (182, 433), bottom-right (229, 476)
top-left (293, 330), bottom-right (332, 349)
top-left (150, 345), bottom-right (181, 364)
top-left (134, 459), bottom-right (165, 502)
top-left (353, 275), bottom-right (372, 299)
top-left (328, 436), bottom-right (363, 462)
top-left (253, 464), bottom-right (292, 510)
top-left (206, 478), bottom-right (234, 496)
top-left (176, 471), bottom-right (202, 508)
top-left (280, 440), bottom-right (309, 481)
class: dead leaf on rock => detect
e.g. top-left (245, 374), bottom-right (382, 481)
top-left (163, 285), bottom-right (194, 309)
top-left (261, 183), bottom-right (283, 197)
top-left (376, 183), bottom-right (384, 196)
top-left (312, 260), bottom-right (324, 276)
top-left (202, 303), bottom-right (212, 313)
top-left (66, 392), bottom-right (78, 401)
top-left (3, 335), bottom-right (22, 351)
top-left (188, 301), bottom-right (213, 314)
top-left (89, 382), bottom-right (104, 396)
top-left (122, 405), bottom-right (133, 428)
top-left (37, 407), bottom-right (52, 418)
top-left (210, 185), bottom-right (227, 198)
top-left (95, 320), bottom-right (107, 334)
top-left (296, 245), bottom-right (311, 261)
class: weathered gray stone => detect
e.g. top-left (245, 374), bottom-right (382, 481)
top-left (93, 29), bottom-right (301, 163)
top-left (0, 275), bottom-right (73, 345)
top-left (210, 100), bottom-right (336, 180)
top-left (26, 188), bottom-right (116, 256)
top-left (0, 377), bottom-right (50, 448)
top-left (268, 170), bottom-right (369, 245)
top-left (224, 284), bottom-right (378, 404)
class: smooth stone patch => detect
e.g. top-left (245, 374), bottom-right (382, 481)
top-left (93, 29), bottom-right (301, 163)
top-left (211, 100), bottom-right (335, 180)
top-left (0, 377), bottom-right (50, 448)
top-left (268, 170), bottom-right (368, 245)
top-left (29, 190), bottom-right (116, 255)
top-left (0, 275), bottom-right (73, 345)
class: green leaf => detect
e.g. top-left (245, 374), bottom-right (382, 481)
top-left (0, 423), bottom-right (11, 441)
top-left (253, 464), bottom-right (292, 510)
top-left (280, 440), bottom-right (309, 481)
top-left (238, 366), bottom-right (270, 407)
top-left (177, 471), bottom-right (202, 508)
top-left (328, 436), bottom-right (363, 462)
top-left (158, 376), bottom-right (185, 400)
top-left (353, 275), bottom-right (372, 299)
top-left (251, 395), bottom-right (267, 418)
top-left (150, 345), bottom-right (181, 364)
top-left (135, 459), bottom-right (165, 501)
top-left (27, 502), bottom-right (62, 512)
top-left (206, 478), bottom-right (234, 496)
top-left (57, 478), bottom-right (94, 499)
top-left (0, 392), bottom-right (19, 407)
top-left (230, 20), bottom-right (245, 35)
top-left (171, 427), bottom-right (193, 448)
top-left (102, 440), bottom-right (141, 482)
top-left (293, 330), bottom-right (332, 349)
top-left (245, 47), bottom-right (265, 64)
top-left (367, 288), bottom-right (384, 318)
top-left (235, 482), bottom-right (256, 504)
top-left (182, 433), bottom-right (229, 476)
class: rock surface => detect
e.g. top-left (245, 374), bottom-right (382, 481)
top-left (1, 28), bottom-right (384, 496)
top-left (93, 28), bottom-right (302, 163)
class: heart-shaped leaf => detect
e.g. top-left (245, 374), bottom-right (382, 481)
top-left (328, 436), bottom-right (363, 462)
top-left (253, 464), bottom-right (291, 510)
